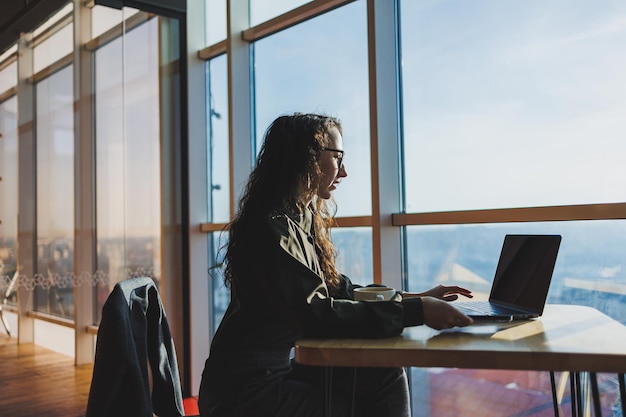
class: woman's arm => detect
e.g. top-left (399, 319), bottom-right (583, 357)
top-left (401, 284), bottom-right (473, 302)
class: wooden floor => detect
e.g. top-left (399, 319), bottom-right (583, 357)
top-left (0, 333), bottom-right (93, 417)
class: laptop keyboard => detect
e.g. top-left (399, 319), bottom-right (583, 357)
top-left (455, 301), bottom-right (519, 316)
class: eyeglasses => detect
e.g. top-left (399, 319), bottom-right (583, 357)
top-left (322, 147), bottom-right (344, 169)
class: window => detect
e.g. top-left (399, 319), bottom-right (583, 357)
top-left (209, 231), bottom-right (229, 334)
top-left (406, 221), bottom-right (626, 323)
top-left (333, 227), bottom-right (372, 286)
top-left (34, 23), bottom-right (73, 74)
top-left (91, 5), bottom-right (140, 39)
top-left (35, 65), bottom-right (74, 318)
top-left (250, 0), bottom-right (312, 26)
top-left (206, 54), bottom-right (230, 335)
top-left (400, 0), bottom-right (626, 213)
top-left (94, 19), bottom-right (161, 320)
top-left (253, 1), bottom-right (371, 218)
top-left (399, 1), bottom-right (626, 414)
top-left (207, 55), bottom-right (230, 223)
top-left (0, 61), bottom-right (17, 95)
top-left (204, 0), bottom-right (227, 45)
top-left (0, 96), bottom-right (18, 306)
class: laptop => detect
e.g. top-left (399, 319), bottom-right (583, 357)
top-left (453, 234), bottom-right (562, 321)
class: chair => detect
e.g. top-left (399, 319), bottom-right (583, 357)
top-left (0, 270), bottom-right (18, 336)
top-left (85, 277), bottom-right (186, 417)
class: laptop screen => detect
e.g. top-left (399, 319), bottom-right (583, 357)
top-left (489, 234), bottom-right (562, 314)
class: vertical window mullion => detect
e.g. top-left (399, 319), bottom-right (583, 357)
top-left (369, 0), bottom-right (403, 290)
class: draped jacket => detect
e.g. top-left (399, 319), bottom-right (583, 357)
top-left (86, 277), bottom-right (185, 417)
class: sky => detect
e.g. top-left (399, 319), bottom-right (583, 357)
top-left (401, 0), bottom-right (626, 212)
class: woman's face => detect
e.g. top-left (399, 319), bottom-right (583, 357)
top-left (317, 127), bottom-right (348, 200)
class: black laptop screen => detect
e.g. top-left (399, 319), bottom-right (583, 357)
top-left (489, 234), bottom-right (562, 314)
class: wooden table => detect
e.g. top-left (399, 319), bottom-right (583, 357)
top-left (295, 304), bottom-right (626, 416)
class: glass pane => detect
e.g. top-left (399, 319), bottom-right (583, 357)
top-left (332, 227), bottom-right (372, 287)
top-left (0, 96), bottom-right (18, 306)
top-left (33, 3), bottom-right (73, 37)
top-left (33, 23), bottom-right (73, 73)
top-left (35, 66), bottom-right (74, 318)
top-left (406, 220), bottom-right (626, 415)
top-left (0, 45), bottom-right (18, 66)
top-left (209, 231), bottom-right (229, 336)
top-left (250, 0), bottom-right (311, 26)
top-left (0, 61), bottom-right (17, 95)
top-left (410, 368), bottom-right (620, 417)
top-left (406, 221), bottom-right (626, 324)
top-left (207, 56), bottom-right (230, 223)
top-left (94, 19), bottom-right (161, 318)
top-left (254, 1), bottom-right (370, 217)
top-left (204, 0), bottom-right (226, 45)
top-left (91, 6), bottom-right (140, 39)
top-left (400, 0), bottom-right (626, 212)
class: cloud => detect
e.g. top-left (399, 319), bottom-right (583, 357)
top-left (600, 266), bottom-right (622, 279)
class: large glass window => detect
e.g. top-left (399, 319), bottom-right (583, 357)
top-left (254, 1), bottom-right (370, 218)
top-left (406, 221), bottom-right (626, 324)
top-left (410, 368), bottom-right (620, 417)
top-left (206, 54), bottom-right (230, 336)
top-left (400, 0), bottom-right (626, 213)
top-left (0, 45), bottom-right (17, 66)
top-left (0, 96), bottom-right (18, 306)
top-left (399, 2), bottom-right (626, 415)
top-left (406, 221), bottom-right (626, 415)
top-left (94, 19), bottom-right (161, 319)
top-left (332, 227), bottom-right (372, 286)
top-left (34, 23), bottom-right (74, 74)
top-left (250, 0), bottom-right (311, 26)
top-left (204, 0), bottom-right (226, 45)
top-left (91, 6), bottom-right (140, 39)
top-left (0, 61), bottom-right (17, 95)
top-left (35, 66), bottom-right (74, 318)
top-left (207, 55), bottom-right (230, 223)
top-left (209, 231), bottom-right (229, 335)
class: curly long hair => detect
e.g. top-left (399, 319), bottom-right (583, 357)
top-left (224, 113), bottom-right (343, 294)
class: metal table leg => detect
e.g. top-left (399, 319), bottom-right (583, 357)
top-left (550, 371), bottom-right (560, 417)
top-left (589, 372), bottom-right (601, 417)
top-left (619, 373), bottom-right (625, 417)
top-left (570, 372), bottom-right (583, 417)
top-left (324, 366), bottom-right (333, 417)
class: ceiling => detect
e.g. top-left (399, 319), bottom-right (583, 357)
top-left (0, 0), bottom-right (69, 56)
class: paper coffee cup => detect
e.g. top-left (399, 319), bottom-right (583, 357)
top-left (353, 287), bottom-right (396, 301)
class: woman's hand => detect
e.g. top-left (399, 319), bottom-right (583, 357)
top-left (421, 296), bottom-right (473, 330)
top-left (402, 284), bottom-right (473, 302)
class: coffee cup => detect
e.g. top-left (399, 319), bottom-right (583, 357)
top-left (353, 287), bottom-right (396, 301)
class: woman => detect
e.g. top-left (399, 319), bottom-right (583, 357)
top-left (198, 113), bottom-right (473, 417)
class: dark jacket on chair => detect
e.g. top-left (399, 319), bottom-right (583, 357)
top-left (86, 277), bottom-right (185, 417)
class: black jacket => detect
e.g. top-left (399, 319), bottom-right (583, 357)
top-left (86, 277), bottom-right (185, 417)
top-left (207, 205), bottom-right (424, 363)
